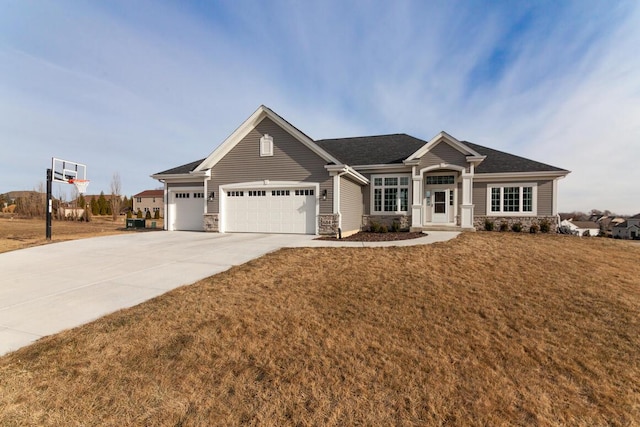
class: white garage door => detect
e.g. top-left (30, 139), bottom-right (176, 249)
top-left (225, 188), bottom-right (316, 234)
top-left (172, 190), bottom-right (204, 231)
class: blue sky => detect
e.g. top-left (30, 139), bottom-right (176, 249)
top-left (1, 0), bottom-right (639, 214)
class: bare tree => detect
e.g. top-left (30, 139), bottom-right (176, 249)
top-left (110, 172), bottom-right (122, 221)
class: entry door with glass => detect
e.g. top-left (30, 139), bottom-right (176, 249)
top-left (432, 190), bottom-right (448, 223)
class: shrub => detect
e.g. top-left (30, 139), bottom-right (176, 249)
top-left (539, 219), bottom-right (551, 233)
top-left (136, 209), bottom-right (143, 219)
top-left (484, 219), bottom-right (494, 231)
top-left (379, 224), bottom-right (388, 233)
top-left (499, 221), bottom-right (509, 232)
top-left (582, 230), bottom-right (591, 237)
top-left (369, 221), bottom-right (381, 233)
top-left (154, 210), bottom-right (160, 220)
top-left (126, 210), bottom-right (133, 219)
top-left (390, 221), bottom-right (400, 232)
top-left (511, 222), bottom-right (522, 233)
top-left (145, 210), bottom-right (152, 220)
top-left (529, 223), bottom-right (539, 234)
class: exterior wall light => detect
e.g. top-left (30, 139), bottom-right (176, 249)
top-left (322, 189), bottom-right (327, 201)
top-left (208, 192), bottom-right (215, 201)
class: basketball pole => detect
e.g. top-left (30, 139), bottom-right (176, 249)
top-left (46, 168), bottom-right (52, 240)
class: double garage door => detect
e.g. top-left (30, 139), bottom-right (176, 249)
top-left (224, 187), bottom-right (316, 234)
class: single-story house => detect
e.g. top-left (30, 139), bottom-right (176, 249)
top-left (612, 214), bottom-right (640, 239)
top-left (152, 105), bottom-right (569, 235)
top-left (560, 219), bottom-right (600, 236)
top-left (133, 190), bottom-right (164, 216)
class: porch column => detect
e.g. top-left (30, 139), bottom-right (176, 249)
top-left (460, 171), bottom-right (474, 229)
top-left (411, 176), bottom-right (422, 228)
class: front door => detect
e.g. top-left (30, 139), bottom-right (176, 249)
top-left (432, 190), bottom-right (448, 223)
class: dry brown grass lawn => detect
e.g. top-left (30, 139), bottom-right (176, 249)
top-left (0, 216), bottom-right (126, 253)
top-left (1, 233), bottom-right (639, 426)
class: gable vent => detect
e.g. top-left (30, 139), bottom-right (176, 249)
top-left (260, 134), bottom-right (273, 157)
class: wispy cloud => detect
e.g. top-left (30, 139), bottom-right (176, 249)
top-left (0, 0), bottom-right (638, 213)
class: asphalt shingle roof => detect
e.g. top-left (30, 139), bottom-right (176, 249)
top-left (155, 158), bottom-right (205, 175)
top-left (461, 141), bottom-right (568, 174)
top-left (315, 134), bottom-right (427, 165)
top-left (155, 135), bottom-right (568, 176)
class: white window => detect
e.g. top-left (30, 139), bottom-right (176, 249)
top-left (371, 174), bottom-right (410, 214)
top-left (487, 184), bottom-right (537, 215)
top-left (260, 134), bottom-right (273, 157)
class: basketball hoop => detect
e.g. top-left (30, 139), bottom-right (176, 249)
top-left (69, 179), bottom-right (90, 194)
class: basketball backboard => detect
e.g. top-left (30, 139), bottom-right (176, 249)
top-left (52, 158), bottom-right (87, 183)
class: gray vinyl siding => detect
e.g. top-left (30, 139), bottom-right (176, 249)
top-left (473, 182), bottom-right (487, 215)
top-left (419, 142), bottom-right (468, 170)
top-left (360, 173), bottom-right (372, 215)
top-left (208, 117), bottom-right (332, 214)
top-left (537, 180), bottom-right (553, 216)
top-left (340, 176), bottom-right (364, 233)
top-left (472, 179), bottom-right (554, 216)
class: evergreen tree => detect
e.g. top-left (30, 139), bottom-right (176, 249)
top-left (98, 192), bottom-right (107, 215)
top-left (136, 209), bottom-right (143, 218)
top-left (90, 197), bottom-right (99, 215)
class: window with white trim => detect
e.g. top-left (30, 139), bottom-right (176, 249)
top-left (260, 134), bottom-right (273, 157)
top-left (487, 184), bottom-right (536, 215)
top-left (372, 175), bottom-right (410, 214)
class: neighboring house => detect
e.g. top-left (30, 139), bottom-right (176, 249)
top-left (560, 219), bottom-right (600, 236)
top-left (152, 105), bottom-right (570, 235)
top-left (612, 214), bottom-right (640, 239)
top-left (133, 190), bottom-right (164, 216)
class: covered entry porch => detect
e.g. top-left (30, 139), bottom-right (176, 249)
top-left (410, 164), bottom-right (475, 231)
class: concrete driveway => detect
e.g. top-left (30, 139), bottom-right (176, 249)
top-left (0, 230), bottom-right (458, 356)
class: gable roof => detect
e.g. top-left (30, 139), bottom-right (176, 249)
top-left (463, 142), bottom-right (567, 174)
top-left (152, 106), bottom-right (569, 179)
top-left (194, 105), bottom-right (342, 172)
top-left (315, 134), bottom-right (426, 165)
top-left (134, 189), bottom-right (164, 198)
top-left (630, 213), bottom-right (640, 220)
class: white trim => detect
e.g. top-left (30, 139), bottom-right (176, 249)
top-left (370, 174), bottom-right (412, 215)
top-left (150, 169), bottom-right (210, 182)
top-left (352, 163), bottom-right (413, 170)
top-left (195, 105), bottom-right (342, 172)
top-left (475, 171), bottom-right (568, 181)
top-left (333, 175), bottom-right (340, 215)
top-left (166, 185), bottom-right (206, 231)
top-left (406, 131), bottom-right (484, 161)
top-left (419, 163), bottom-right (466, 175)
top-left (486, 183), bottom-right (538, 217)
top-left (219, 180), bottom-right (320, 234)
top-left (325, 164), bottom-right (369, 185)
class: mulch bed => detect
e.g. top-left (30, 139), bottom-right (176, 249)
top-left (316, 231), bottom-right (427, 242)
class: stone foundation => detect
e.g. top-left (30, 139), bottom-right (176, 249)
top-left (474, 216), bottom-right (560, 233)
top-left (203, 213), bottom-right (219, 232)
top-left (362, 215), bottom-right (412, 231)
top-left (318, 214), bottom-right (339, 235)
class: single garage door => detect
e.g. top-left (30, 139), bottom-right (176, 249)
top-left (172, 190), bottom-right (204, 231)
top-left (225, 188), bottom-right (316, 234)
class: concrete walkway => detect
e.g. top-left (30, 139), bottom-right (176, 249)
top-left (0, 231), bottom-right (459, 356)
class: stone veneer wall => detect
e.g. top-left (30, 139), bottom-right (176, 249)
top-left (203, 213), bottom-right (219, 232)
top-left (318, 214), bottom-right (339, 235)
top-left (362, 215), bottom-right (411, 231)
top-left (473, 216), bottom-right (560, 232)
